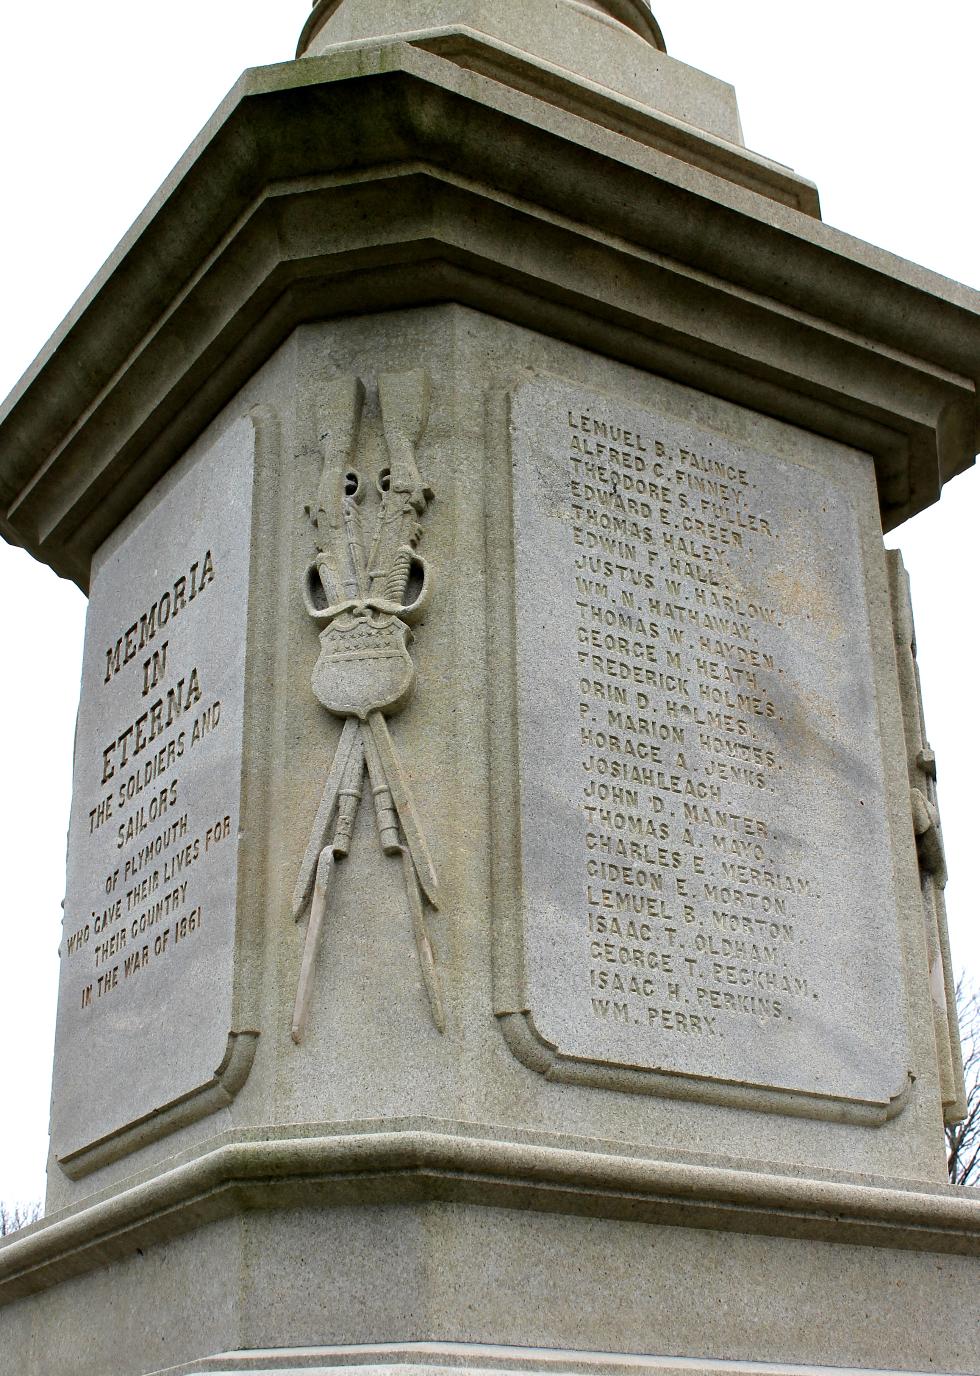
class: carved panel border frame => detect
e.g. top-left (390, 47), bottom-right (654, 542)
top-left (486, 370), bottom-right (912, 1128)
top-left (56, 404), bottom-right (280, 1178)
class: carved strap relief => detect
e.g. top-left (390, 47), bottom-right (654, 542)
top-left (887, 549), bottom-right (966, 1124)
top-left (291, 370), bottom-right (443, 1043)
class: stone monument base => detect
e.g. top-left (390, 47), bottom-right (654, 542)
top-left (1, 1127), bottom-right (978, 1375)
top-left (80, 1343), bottom-right (980, 1376)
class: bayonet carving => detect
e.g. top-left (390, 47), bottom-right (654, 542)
top-left (292, 370), bottom-right (442, 1044)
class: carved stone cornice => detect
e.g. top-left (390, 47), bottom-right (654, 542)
top-left (1, 1121), bottom-right (979, 1305)
top-left (1, 40), bottom-right (977, 588)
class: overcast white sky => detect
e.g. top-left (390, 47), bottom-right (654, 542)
top-left (0, 1), bottom-right (976, 1209)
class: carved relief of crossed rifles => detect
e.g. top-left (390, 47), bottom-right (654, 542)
top-left (291, 370), bottom-right (443, 1043)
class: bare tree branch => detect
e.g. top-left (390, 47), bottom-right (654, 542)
top-left (0, 1201), bottom-right (42, 1236)
top-left (947, 977), bottom-right (980, 1187)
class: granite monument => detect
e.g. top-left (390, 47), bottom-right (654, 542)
top-left (0, 1), bottom-right (978, 1373)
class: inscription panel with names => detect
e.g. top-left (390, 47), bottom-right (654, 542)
top-left (51, 418), bottom-right (256, 1168)
top-left (508, 379), bottom-right (909, 1117)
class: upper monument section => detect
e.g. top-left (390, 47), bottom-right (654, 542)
top-left (0, 0), bottom-right (975, 588)
top-left (300, 0), bottom-right (667, 56)
top-left (297, 0), bottom-right (744, 144)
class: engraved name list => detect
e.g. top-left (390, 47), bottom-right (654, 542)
top-left (509, 380), bottom-right (908, 1117)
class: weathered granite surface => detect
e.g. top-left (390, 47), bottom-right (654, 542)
top-left (23, 310), bottom-right (948, 1200)
top-left (297, 0), bottom-right (734, 141)
top-left (0, 311), bottom-right (971, 1376)
top-left (3, 1199), bottom-right (980, 1375)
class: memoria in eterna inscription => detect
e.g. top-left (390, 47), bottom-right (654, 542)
top-left (509, 379), bottom-right (909, 1117)
top-left (51, 417), bottom-right (254, 1168)
top-left (69, 553), bottom-right (221, 1003)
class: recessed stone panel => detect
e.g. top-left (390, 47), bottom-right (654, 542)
top-left (50, 417), bottom-right (257, 1174)
top-left (504, 378), bottom-right (909, 1120)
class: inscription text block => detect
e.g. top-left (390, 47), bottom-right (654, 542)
top-left (51, 418), bottom-right (255, 1167)
top-left (509, 380), bottom-right (908, 1116)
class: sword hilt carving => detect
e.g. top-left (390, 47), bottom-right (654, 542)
top-left (385, 546), bottom-right (414, 603)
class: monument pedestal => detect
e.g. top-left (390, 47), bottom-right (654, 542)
top-left (3, 1178), bottom-right (980, 1374)
top-left (1, 3), bottom-right (978, 1372)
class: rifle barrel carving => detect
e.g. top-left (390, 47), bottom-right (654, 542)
top-left (292, 370), bottom-right (443, 1044)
